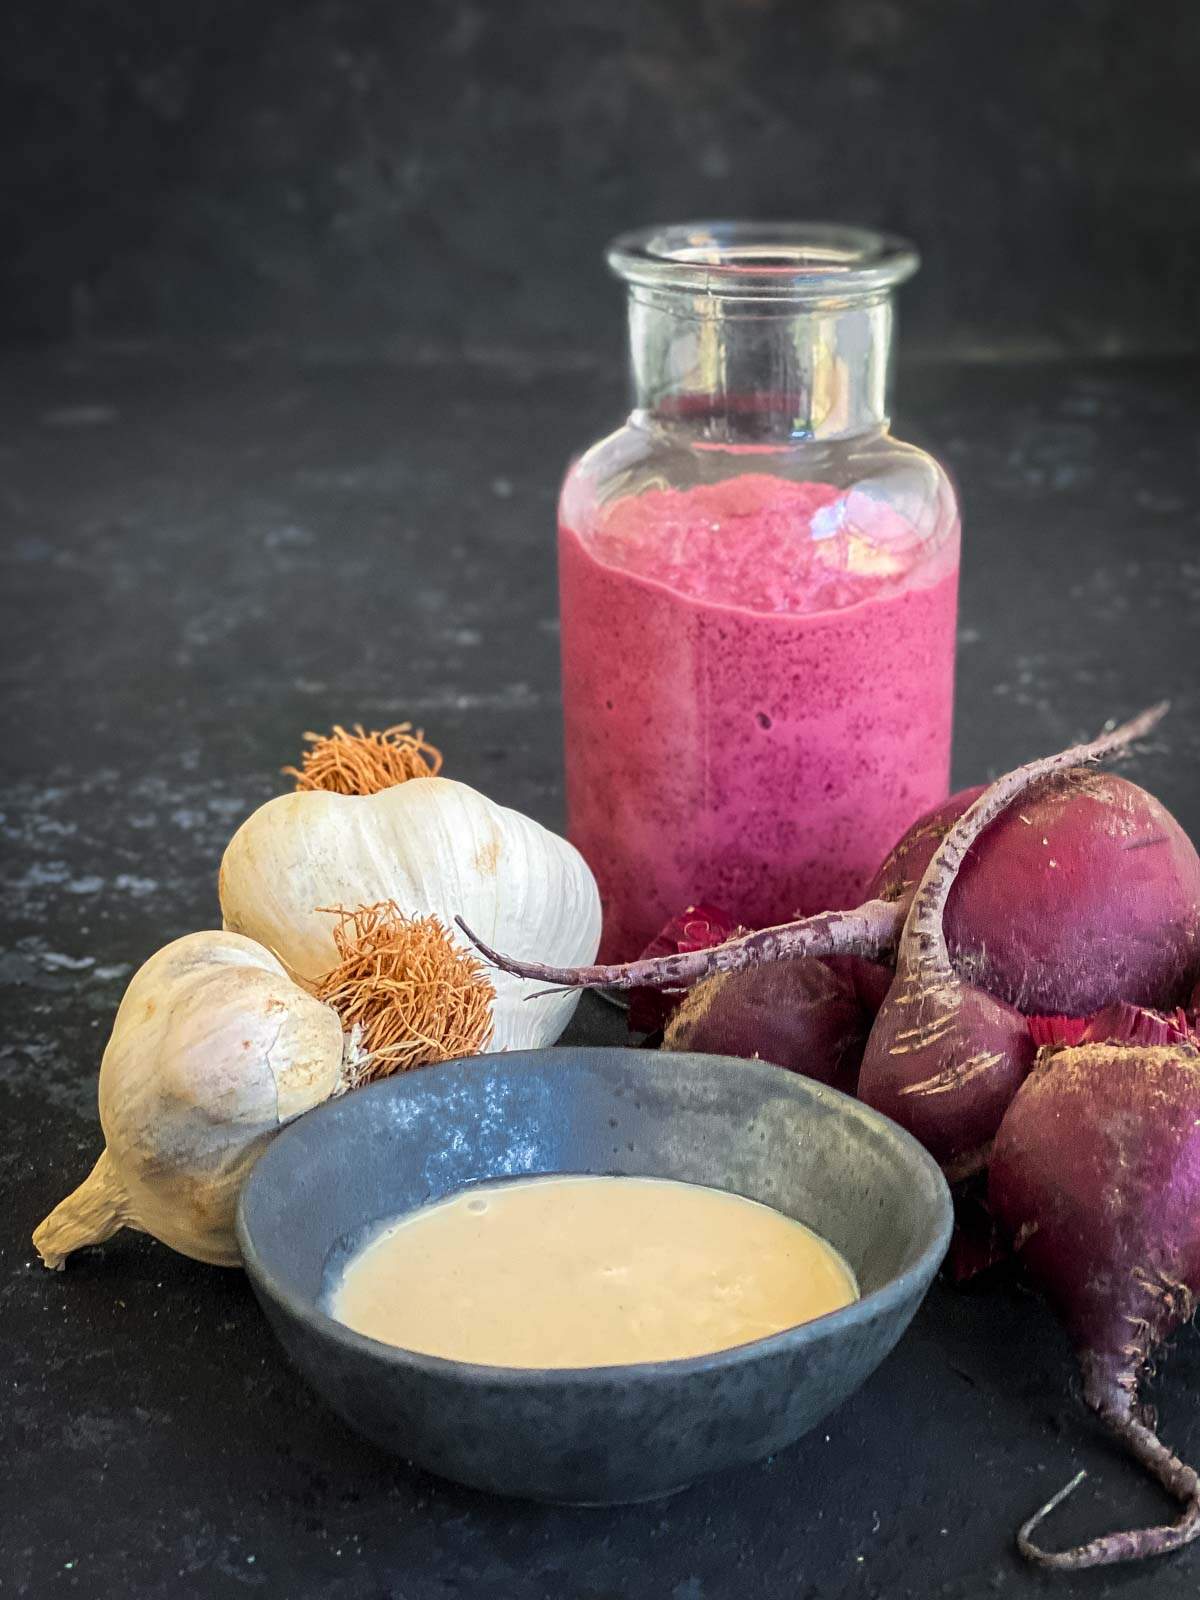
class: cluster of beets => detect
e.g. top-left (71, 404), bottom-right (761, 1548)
top-left (470, 706), bottom-right (1200, 1571)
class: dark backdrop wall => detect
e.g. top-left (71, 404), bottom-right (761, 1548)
top-left (4, 0), bottom-right (1197, 358)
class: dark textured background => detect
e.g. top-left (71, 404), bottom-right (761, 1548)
top-left (3, 0), bottom-right (1198, 356)
top-left (4, 6), bottom-right (1200, 1598)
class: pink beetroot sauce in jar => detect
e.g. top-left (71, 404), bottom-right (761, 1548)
top-left (560, 224), bottom-right (960, 962)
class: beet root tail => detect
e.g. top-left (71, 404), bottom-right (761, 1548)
top-left (456, 899), bottom-right (905, 995)
top-left (1017, 1370), bottom-right (1200, 1570)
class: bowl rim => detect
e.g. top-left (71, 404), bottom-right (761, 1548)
top-left (237, 1048), bottom-right (953, 1385)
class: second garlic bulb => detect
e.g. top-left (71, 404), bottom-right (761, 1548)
top-left (34, 932), bottom-right (345, 1269)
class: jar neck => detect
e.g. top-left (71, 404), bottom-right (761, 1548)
top-left (627, 289), bottom-right (894, 444)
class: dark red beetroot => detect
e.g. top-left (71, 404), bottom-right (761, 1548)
top-left (946, 1005), bottom-right (1200, 1287)
top-left (662, 958), bottom-right (869, 1094)
top-left (857, 709), bottom-right (1165, 1175)
top-left (990, 1035), bottom-right (1200, 1568)
top-left (858, 980), bottom-right (1033, 1176)
top-left (945, 1001), bottom-right (1196, 1286)
top-left (868, 774), bottom-right (1200, 1015)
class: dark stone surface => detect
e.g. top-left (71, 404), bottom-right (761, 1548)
top-left (3, 0), bottom-right (1199, 357)
top-left (2, 343), bottom-right (1199, 1596)
top-left (238, 1050), bottom-right (950, 1503)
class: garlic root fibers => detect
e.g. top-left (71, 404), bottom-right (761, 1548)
top-left (317, 901), bottom-right (495, 1085)
top-left (283, 722), bottom-right (442, 795)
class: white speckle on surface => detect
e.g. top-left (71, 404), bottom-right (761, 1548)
top-left (9, 862), bottom-right (71, 889)
top-left (91, 961), bottom-right (131, 982)
top-left (114, 874), bottom-right (159, 896)
top-left (208, 796), bottom-right (247, 819)
top-left (66, 874), bottom-right (105, 895)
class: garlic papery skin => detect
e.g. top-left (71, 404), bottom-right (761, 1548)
top-left (218, 776), bottom-right (602, 1051)
top-left (34, 932), bottom-right (345, 1269)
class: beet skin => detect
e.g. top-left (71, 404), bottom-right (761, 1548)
top-left (990, 1041), bottom-right (1200, 1568)
top-left (858, 980), bottom-right (1034, 1173)
top-left (869, 772), bottom-right (1200, 1015)
top-left (663, 958), bottom-right (869, 1094)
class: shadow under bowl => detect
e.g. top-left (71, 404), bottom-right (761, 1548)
top-left (237, 1047), bottom-right (952, 1504)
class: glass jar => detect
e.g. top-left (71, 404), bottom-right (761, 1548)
top-left (559, 222), bottom-right (960, 963)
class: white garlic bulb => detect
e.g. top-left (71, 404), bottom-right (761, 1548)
top-left (218, 776), bottom-right (601, 1050)
top-left (34, 932), bottom-right (344, 1269)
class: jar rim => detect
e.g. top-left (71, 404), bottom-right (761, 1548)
top-left (607, 220), bottom-right (919, 302)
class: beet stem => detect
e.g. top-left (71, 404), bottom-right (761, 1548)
top-left (1018, 1381), bottom-right (1200, 1569)
top-left (455, 898), bottom-right (905, 994)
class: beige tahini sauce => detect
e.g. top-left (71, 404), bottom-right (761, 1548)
top-left (330, 1174), bottom-right (858, 1368)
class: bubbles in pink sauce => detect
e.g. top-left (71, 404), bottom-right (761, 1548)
top-left (560, 474), bottom-right (960, 963)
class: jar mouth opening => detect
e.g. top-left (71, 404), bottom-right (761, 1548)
top-left (608, 221), bottom-right (918, 302)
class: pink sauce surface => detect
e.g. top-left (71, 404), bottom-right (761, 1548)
top-left (560, 475), bottom-right (959, 962)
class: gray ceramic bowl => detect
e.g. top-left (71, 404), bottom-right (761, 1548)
top-left (237, 1047), bottom-right (951, 1504)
